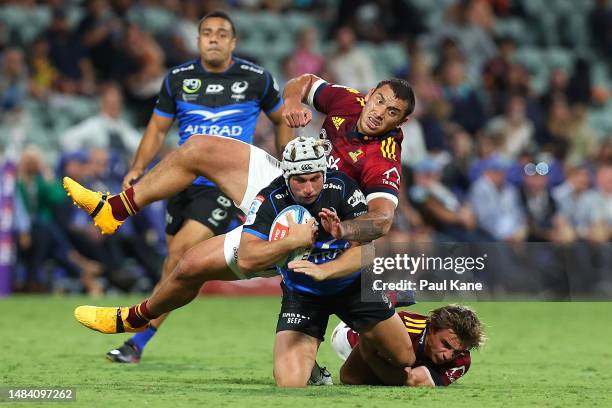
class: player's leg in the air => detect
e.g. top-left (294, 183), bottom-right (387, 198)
top-left (74, 233), bottom-right (236, 333)
top-left (63, 135), bottom-right (254, 234)
top-left (107, 218), bottom-right (216, 363)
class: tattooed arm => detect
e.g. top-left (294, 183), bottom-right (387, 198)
top-left (321, 198), bottom-right (395, 242)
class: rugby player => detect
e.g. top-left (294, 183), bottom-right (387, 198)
top-left (69, 78), bottom-right (416, 365)
top-left (330, 305), bottom-right (485, 387)
top-left (238, 137), bottom-right (412, 387)
top-left (105, 11), bottom-right (292, 363)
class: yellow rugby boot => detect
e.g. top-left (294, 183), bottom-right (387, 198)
top-left (63, 177), bottom-right (123, 234)
top-left (74, 306), bottom-right (148, 334)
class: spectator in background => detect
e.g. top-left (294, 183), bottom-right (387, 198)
top-left (111, 23), bottom-right (165, 127)
top-left (442, 123), bottom-right (476, 197)
top-left (440, 57), bottom-right (486, 135)
top-left (327, 26), bottom-right (376, 92)
top-left (46, 8), bottom-right (96, 95)
top-left (16, 146), bottom-right (102, 294)
top-left (482, 36), bottom-right (516, 116)
top-left (424, 0), bottom-right (497, 82)
top-left (0, 47), bottom-right (28, 121)
top-left (77, 0), bottom-right (122, 81)
top-left (540, 67), bottom-right (569, 114)
top-left (61, 82), bottom-right (141, 165)
top-left (552, 162), bottom-right (608, 243)
top-left (539, 94), bottom-right (573, 159)
top-left (590, 0), bottom-right (612, 57)
top-left (567, 57), bottom-right (592, 106)
top-left (566, 104), bottom-right (599, 163)
top-left (486, 94), bottom-right (535, 158)
top-left (519, 156), bottom-right (576, 243)
top-left (170, 0), bottom-right (202, 64)
top-left (408, 157), bottom-right (485, 242)
top-left (594, 162), bottom-right (612, 238)
top-left (335, 0), bottom-right (426, 42)
top-left (285, 26), bottom-right (324, 78)
top-left (469, 155), bottom-right (527, 242)
top-left (28, 36), bottom-right (56, 100)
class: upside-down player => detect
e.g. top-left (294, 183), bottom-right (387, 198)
top-left (330, 305), bottom-right (485, 387)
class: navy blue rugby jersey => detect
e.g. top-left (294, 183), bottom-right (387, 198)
top-left (154, 58), bottom-right (282, 186)
top-left (242, 170), bottom-right (368, 295)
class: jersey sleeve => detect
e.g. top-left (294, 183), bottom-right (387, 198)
top-left (153, 74), bottom-right (176, 118)
top-left (307, 80), bottom-right (364, 115)
top-left (242, 194), bottom-right (275, 241)
top-left (422, 354), bottom-right (471, 386)
top-left (260, 71), bottom-right (282, 114)
top-left (361, 137), bottom-right (403, 207)
top-left (336, 176), bottom-right (368, 221)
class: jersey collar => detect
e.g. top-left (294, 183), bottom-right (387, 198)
top-left (198, 57), bottom-right (236, 74)
top-left (347, 125), bottom-right (401, 142)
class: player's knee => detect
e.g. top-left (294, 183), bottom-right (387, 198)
top-left (172, 254), bottom-right (206, 285)
top-left (339, 363), bottom-right (359, 385)
top-left (182, 135), bottom-right (214, 160)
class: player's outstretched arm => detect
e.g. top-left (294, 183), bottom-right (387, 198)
top-left (282, 74), bottom-right (321, 128)
top-left (123, 112), bottom-right (173, 189)
top-left (335, 198), bottom-right (396, 242)
top-left (238, 216), bottom-right (316, 274)
top-left (288, 242), bottom-right (374, 281)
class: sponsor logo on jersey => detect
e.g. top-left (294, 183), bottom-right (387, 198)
top-left (446, 366), bottom-right (466, 383)
top-left (347, 189), bottom-right (366, 207)
top-left (205, 84), bottom-right (224, 94)
top-left (380, 137), bottom-right (398, 161)
top-left (332, 116), bottom-right (345, 130)
top-left (182, 78), bottom-right (202, 94)
top-left (231, 81), bottom-right (248, 94)
top-left (172, 64), bottom-right (195, 74)
top-left (184, 124), bottom-right (243, 137)
top-left (324, 183), bottom-right (342, 190)
top-left (244, 195), bottom-right (265, 226)
top-left (356, 97), bottom-right (365, 107)
top-left (231, 81), bottom-right (248, 101)
top-left (382, 167), bottom-right (401, 189)
top-left (240, 64), bottom-right (264, 74)
top-left (327, 155), bottom-right (340, 170)
top-left (348, 149), bottom-right (364, 162)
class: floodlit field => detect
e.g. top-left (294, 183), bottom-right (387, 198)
top-left (1, 296), bottom-right (611, 407)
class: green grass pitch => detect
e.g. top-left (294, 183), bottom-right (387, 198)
top-left (1, 296), bottom-right (611, 407)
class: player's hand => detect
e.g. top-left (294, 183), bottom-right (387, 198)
top-left (288, 260), bottom-right (332, 281)
top-left (282, 100), bottom-right (312, 128)
top-left (122, 168), bottom-right (144, 190)
top-left (286, 213), bottom-right (317, 249)
top-left (319, 208), bottom-right (345, 239)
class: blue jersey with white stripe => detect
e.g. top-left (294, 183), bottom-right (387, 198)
top-left (154, 58), bottom-right (281, 186)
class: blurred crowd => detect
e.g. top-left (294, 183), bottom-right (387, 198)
top-left (0, 0), bottom-right (610, 295)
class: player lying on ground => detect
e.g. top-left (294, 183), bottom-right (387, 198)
top-left (330, 305), bottom-right (485, 387)
top-left (66, 76), bottom-right (415, 333)
top-left (236, 137), bottom-right (415, 387)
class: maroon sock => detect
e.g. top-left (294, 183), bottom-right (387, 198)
top-left (126, 300), bottom-right (158, 328)
top-left (107, 187), bottom-right (140, 221)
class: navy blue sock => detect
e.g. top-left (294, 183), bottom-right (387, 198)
top-left (130, 325), bottom-right (157, 352)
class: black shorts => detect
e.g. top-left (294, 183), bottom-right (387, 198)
top-left (276, 279), bottom-right (395, 341)
top-left (165, 185), bottom-right (239, 236)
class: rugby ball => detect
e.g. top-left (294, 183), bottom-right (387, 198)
top-left (269, 205), bottom-right (314, 268)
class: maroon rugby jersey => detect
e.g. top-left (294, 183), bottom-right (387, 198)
top-left (345, 311), bottom-right (471, 386)
top-left (307, 80), bottom-right (403, 206)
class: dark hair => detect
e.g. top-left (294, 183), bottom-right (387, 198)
top-left (428, 304), bottom-right (485, 350)
top-left (197, 10), bottom-right (236, 37)
top-left (374, 78), bottom-right (416, 118)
